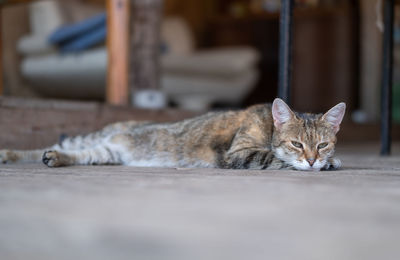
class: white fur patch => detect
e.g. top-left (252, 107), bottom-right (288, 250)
top-left (125, 153), bottom-right (212, 168)
top-left (274, 147), bottom-right (329, 171)
top-left (126, 158), bottom-right (177, 167)
top-left (290, 159), bottom-right (326, 171)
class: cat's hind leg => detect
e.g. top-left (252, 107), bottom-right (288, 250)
top-left (1, 149), bottom-right (47, 164)
top-left (0, 141), bottom-right (74, 164)
top-left (42, 146), bottom-right (120, 167)
top-left (42, 134), bottom-right (133, 167)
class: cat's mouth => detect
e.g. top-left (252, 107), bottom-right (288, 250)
top-left (291, 159), bottom-right (325, 171)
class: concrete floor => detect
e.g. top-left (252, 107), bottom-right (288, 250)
top-left (1, 143), bottom-right (400, 260)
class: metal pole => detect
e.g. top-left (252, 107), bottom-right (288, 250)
top-left (381, 0), bottom-right (394, 155)
top-left (278, 0), bottom-right (294, 105)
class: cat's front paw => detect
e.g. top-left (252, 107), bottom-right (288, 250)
top-left (42, 150), bottom-right (63, 167)
top-left (323, 157), bottom-right (342, 171)
top-left (266, 157), bottom-right (289, 170)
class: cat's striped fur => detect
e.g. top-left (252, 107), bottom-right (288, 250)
top-left (0, 98), bottom-right (345, 171)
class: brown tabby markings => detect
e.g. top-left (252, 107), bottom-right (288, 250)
top-left (0, 99), bottom-right (345, 171)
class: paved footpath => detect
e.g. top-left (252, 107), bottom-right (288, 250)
top-left (0, 143), bottom-right (400, 260)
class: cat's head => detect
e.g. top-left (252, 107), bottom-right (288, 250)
top-left (271, 98), bottom-right (345, 171)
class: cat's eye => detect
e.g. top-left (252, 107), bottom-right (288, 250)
top-left (291, 141), bottom-right (303, 149)
top-left (318, 142), bottom-right (328, 149)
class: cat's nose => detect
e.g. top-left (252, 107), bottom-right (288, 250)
top-left (307, 158), bottom-right (315, 166)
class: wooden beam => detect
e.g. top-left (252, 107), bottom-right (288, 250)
top-left (0, 0), bottom-right (35, 7)
top-left (0, 0), bottom-right (105, 7)
top-left (0, 97), bottom-right (197, 149)
top-left (106, 0), bottom-right (130, 105)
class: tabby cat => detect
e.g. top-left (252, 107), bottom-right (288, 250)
top-left (0, 98), bottom-right (345, 171)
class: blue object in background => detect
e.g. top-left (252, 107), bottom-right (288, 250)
top-left (49, 12), bottom-right (106, 53)
top-left (59, 26), bottom-right (107, 53)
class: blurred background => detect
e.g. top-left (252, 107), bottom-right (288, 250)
top-left (2, 3), bottom-right (400, 260)
top-left (1, 0), bottom-right (399, 122)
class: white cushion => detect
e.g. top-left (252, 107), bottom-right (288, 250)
top-left (161, 47), bottom-right (260, 76)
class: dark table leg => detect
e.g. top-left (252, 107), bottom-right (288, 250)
top-left (381, 0), bottom-right (394, 155)
top-left (278, 0), bottom-right (294, 105)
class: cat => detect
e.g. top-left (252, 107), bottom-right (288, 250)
top-left (0, 98), bottom-right (345, 171)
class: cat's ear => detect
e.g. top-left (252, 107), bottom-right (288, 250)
top-left (272, 98), bottom-right (295, 129)
top-left (322, 102), bottom-right (346, 133)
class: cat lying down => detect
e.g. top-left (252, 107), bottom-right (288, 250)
top-left (0, 98), bottom-right (345, 171)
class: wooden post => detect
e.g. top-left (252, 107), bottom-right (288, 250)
top-left (130, 0), bottom-right (166, 109)
top-left (106, 0), bottom-right (130, 105)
